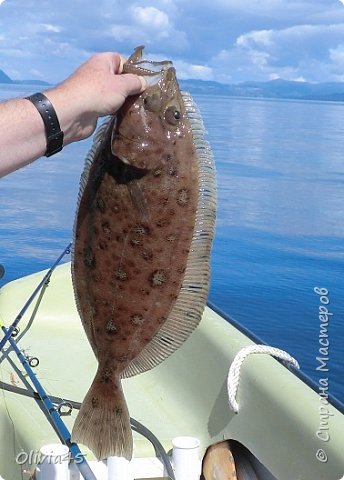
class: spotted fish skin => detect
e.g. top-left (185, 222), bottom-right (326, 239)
top-left (71, 47), bottom-right (216, 461)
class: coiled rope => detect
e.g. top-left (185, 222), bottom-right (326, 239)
top-left (227, 344), bottom-right (300, 413)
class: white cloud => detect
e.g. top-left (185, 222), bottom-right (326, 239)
top-left (125, 5), bottom-right (188, 47)
top-left (201, 0), bottom-right (285, 13)
top-left (329, 45), bottom-right (344, 63)
top-left (236, 29), bottom-right (274, 48)
top-left (25, 22), bottom-right (62, 35)
top-left (174, 60), bottom-right (214, 80)
top-left (129, 6), bottom-right (187, 50)
top-left (212, 22), bottom-right (344, 83)
top-left (132, 6), bottom-right (170, 30)
top-left (1, 0), bottom-right (344, 84)
top-left (29, 68), bottom-right (45, 79)
top-left (109, 24), bottom-right (140, 42)
top-left (294, 75), bottom-right (307, 82)
top-left (41, 23), bottom-right (61, 33)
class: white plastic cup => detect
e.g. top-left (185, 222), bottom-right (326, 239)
top-left (107, 456), bottom-right (133, 480)
top-left (35, 444), bottom-right (69, 480)
top-left (68, 460), bottom-right (81, 480)
top-left (172, 436), bottom-right (201, 480)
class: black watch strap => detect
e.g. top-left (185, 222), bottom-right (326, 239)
top-left (25, 92), bottom-right (64, 157)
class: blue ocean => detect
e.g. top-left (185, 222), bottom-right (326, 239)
top-left (1, 85), bottom-right (343, 403)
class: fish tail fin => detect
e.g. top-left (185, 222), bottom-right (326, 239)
top-left (72, 368), bottom-right (132, 460)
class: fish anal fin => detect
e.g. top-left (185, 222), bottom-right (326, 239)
top-left (72, 367), bottom-right (132, 461)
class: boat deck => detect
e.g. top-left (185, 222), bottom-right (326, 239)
top-left (0, 263), bottom-right (344, 479)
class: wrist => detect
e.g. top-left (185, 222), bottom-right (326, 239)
top-left (25, 93), bottom-right (64, 157)
top-left (44, 85), bottom-right (97, 146)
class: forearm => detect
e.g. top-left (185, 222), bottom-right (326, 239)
top-left (0, 52), bottom-right (145, 178)
top-left (0, 97), bottom-right (48, 177)
top-left (0, 88), bottom-right (86, 177)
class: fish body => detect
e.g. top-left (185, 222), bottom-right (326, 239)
top-left (71, 47), bottom-right (216, 460)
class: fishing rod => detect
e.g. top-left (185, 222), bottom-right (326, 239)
top-left (0, 319), bottom-right (96, 480)
top-left (0, 243), bottom-right (96, 478)
top-left (0, 380), bottom-right (176, 479)
top-left (0, 242), bottom-right (72, 352)
top-left (0, 244), bottom-right (175, 479)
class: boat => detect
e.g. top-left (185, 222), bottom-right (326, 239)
top-left (0, 257), bottom-right (344, 480)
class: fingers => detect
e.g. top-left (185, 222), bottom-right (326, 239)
top-left (97, 52), bottom-right (146, 94)
top-left (109, 52), bottom-right (147, 94)
top-left (117, 54), bottom-right (147, 94)
top-left (118, 55), bottom-right (126, 74)
top-left (119, 73), bottom-right (147, 96)
top-left (118, 57), bottom-right (124, 74)
top-left (137, 75), bottom-right (147, 92)
top-left (68, 52), bottom-right (147, 118)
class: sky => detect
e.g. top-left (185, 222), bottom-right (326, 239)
top-left (1, 0), bottom-right (344, 84)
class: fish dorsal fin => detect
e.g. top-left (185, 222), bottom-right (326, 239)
top-left (75, 116), bottom-right (114, 211)
top-left (72, 116), bottom-right (114, 260)
top-left (72, 116), bottom-right (114, 351)
top-left (122, 92), bottom-right (216, 378)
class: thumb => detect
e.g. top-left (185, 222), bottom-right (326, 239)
top-left (119, 73), bottom-right (146, 96)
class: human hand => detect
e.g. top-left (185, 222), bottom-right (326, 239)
top-left (44, 52), bottom-right (146, 145)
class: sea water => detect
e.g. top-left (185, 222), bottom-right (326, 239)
top-left (0, 85), bottom-right (343, 403)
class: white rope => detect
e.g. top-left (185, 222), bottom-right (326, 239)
top-left (227, 344), bottom-right (300, 413)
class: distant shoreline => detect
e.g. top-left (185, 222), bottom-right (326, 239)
top-left (0, 68), bottom-right (51, 87)
top-left (2, 66), bottom-right (344, 102)
top-left (179, 78), bottom-right (344, 103)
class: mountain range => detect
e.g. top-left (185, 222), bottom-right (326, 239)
top-left (0, 69), bottom-right (50, 86)
top-left (179, 78), bottom-right (344, 102)
top-left (2, 67), bottom-right (344, 101)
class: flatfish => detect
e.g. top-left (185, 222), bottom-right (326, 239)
top-left (71, 46), bottom-right (216, 460)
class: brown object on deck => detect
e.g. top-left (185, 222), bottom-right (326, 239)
top-left (202, 441), bottom-right (238, 480)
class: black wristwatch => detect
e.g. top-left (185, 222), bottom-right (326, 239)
top-left (25, 92), bottom-right (64, 157)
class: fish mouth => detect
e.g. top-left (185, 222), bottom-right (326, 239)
top-left (160, 66), bottom-right (177, 87)
top-left (123, 45), bottom-right (174, 87)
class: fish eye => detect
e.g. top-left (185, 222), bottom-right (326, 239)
top-left (143, 94), bottom-right (162, 112)
top-left (165, 106), bottom-right (181, 126)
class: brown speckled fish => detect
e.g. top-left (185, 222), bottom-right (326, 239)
top-left (71, 46), bottom-right (216, 460)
